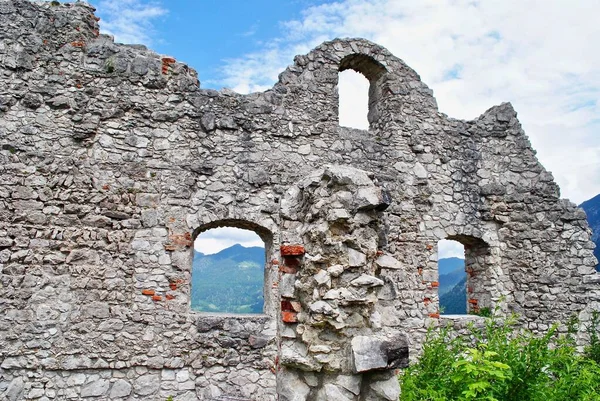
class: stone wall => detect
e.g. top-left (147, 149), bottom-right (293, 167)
top-left (0, 1), bottom-right (598, 400)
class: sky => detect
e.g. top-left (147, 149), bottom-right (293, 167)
top-left (89, 0), bottom-right (600, 257)
top-left (195, 227), bottom-right (264, 255)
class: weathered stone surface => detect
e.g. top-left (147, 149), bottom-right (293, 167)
top-left (81, 379), bottom-right (110, 398)
top-left (277, 369), bottom-right (311, 401)
top-left (351, 335), bottom-right (409, 373)
top-left (368, 375), bottom-right (401, 401)
top-left (109, 379), bottom-right (132, 398)
top-left (0, 1), bottom-right (598, 400)
top-left (133, 374), bottom-right (160, 396)
top-left (5, 377), bottom-right (24, 401)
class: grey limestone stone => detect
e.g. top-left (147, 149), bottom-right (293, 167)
top-left (133, 374), bottom-right (160, 396)
top-left (5, 378), bottom-right (24, 401)
top-left (80, 379), bottom-right (110, 398)
top-left (368, 375), bottom-right (401, 401)
top-left (109, 379), bottom-right (132, 398)
top-left (0, 1), bottom-right (598, 400)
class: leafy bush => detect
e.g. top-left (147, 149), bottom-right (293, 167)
top-left (584, 311), bottom-right (600, 365)
top-left (400, 313), bottom-right (600, 401)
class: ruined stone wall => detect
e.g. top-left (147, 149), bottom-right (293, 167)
top-left (0, 1), bottom-right (598, 400)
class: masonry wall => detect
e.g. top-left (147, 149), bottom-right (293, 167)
top-left (0, 1), bottom-right (598, 400)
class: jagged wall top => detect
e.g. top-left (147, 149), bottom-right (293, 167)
top-left (0, 1), bottom-right (598, 400)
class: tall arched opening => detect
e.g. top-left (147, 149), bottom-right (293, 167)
top-left (191, 219), bottom-right (273, 315)
top-left (438, 235), bottom-right (492, 315)
top-left (337, 53), bottom-right (387, 129)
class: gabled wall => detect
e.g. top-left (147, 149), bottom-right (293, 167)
top-left (0, 1), bottom-right (598, 400)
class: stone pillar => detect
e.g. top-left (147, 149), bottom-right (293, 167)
top-left (277, 165), bottom-right (409, 400)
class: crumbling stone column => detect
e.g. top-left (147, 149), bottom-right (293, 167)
top-left (277, 165), bottom-right (408, 400)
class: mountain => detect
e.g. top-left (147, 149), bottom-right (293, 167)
top-left (438, 257), bottom-right (466, 276)
top-left (580, 194), bottom-right (600, 270)
top-left (439, 267), bottom-right (467, 295)
top-left (438, 257), bottom-right (466, 314)
top-left (191, 244), bottom-right (266, 314)
top-left (440, 277), bottom-right (467, 314)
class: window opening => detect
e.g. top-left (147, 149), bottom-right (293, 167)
top-left (438, 239), bottom-right (466, 314)
top-left (192, 226), bottom-right (266, 314)
top-left (338, 69), bottom-right (369, 129)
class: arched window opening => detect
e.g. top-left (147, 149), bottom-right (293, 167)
top-left (192, 225), bottom-right (267, 314)
top-left (338, 69), bottom-right (369, 129)
top-left (337, 53), bottom-right (387, 130)
top-left (438, 239), bottom-right (466, 314)
top-left (438, 236), bottom-right (491, 315)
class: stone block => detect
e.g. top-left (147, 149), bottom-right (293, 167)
top-left (280, 274), bottom-right (297, 298)
top-left (351, 334), bottom-right (409, 373)
top-left (81, 379), bottom-right (110, 397)
top-left (277, 369), bottom-right (310, 401)
top-left (110, 379), bottom-right (132, 398)
top-left (281, 245), bottom-right (305, 256)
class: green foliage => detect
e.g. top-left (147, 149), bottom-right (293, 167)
top-left (470, 307), bottom-right (492, 317)
top-left (584, 311), bottom-right (600, 364)
top-left (400, 313), bottom-right (600, 401)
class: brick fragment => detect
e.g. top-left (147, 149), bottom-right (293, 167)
top-left (281, 311), bottom-right (298, 323)
top-left (280, 245), bottom-right (305, 256)
top-left (281, 300), bottom-right (302, 313)
top-left (141, 289), bottom-right (155, 296)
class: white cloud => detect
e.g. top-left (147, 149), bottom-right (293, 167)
top-left (95, 0), bottom-right (167, 45)
top-left (438, 239), bottom-right (465, 260)
top-left (218, 0), bottom-right (600, 204)
top-left (194, 227), bottom-right (264, 255)
top-left (338, 69), bottom-right (369, 129)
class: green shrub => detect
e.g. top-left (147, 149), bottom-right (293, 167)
top-left (400, 313), bottom-right (600, 401)
top-left (584, 311), bottom-right (600, 365)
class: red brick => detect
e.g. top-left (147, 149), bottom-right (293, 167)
top-left (430, 281), bottom-right (439, 288)
top-left (169, 283), bottom-right (177, 291)
top-left (281, 300), bottom-right (302, 313)
top-left (428, 312), bottom-right (440, 319)
top-left (141, 289), bottom-right (155, 296)
top-left (281, 311), bottom-right (298, 323)
top-left (165, 294), bottom-right (175, 300)
top-left (152, 295), bottom-right (162, 302)
top-left (280, 245), bottom-right (305, 256)
top-left (468, 298), bottom-right (478, 305)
